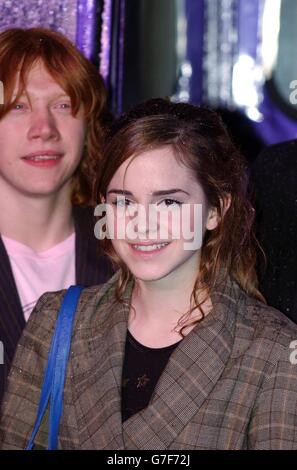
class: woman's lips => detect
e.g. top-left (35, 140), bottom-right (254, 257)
top-left (129, 241), bottom-right (171, 257)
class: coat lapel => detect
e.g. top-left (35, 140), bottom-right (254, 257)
top-left (73, 205), bottom-right (115, 286)
top-left (0, 206), bottom-right (113, 404)
top-left (122, 278), bottom-right (241, 449)
top-left (72, 272), bottom-right (132, 449)
top-left (0, 236), bottom-right (25, 402)
top-left (71, 272), bottom-right (242, 450)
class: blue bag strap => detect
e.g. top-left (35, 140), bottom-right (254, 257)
top-left (26, 285), bottom-right (83, 450)
top-left (48, 285), bottom-right (83, 449)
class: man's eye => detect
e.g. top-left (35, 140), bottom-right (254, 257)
top-left (56, 102), bottom-right (72, 110)
top-left (13, 103), bottom-right (26, 110)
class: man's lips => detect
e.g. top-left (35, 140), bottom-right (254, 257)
top-left (21, 150), bottom-right (64, 159)
top-left (21, 151), bottom-right (64, 166)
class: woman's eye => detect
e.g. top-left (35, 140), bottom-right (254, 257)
top-left (159, 198), bottom-right (182, 208)
top-left (112, 199), bottom-right (131, 207)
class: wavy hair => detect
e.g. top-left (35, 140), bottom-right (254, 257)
top-left (0, 27), bottom-right (112, 205)
top-left (96, 98), bottom-right (265, 332)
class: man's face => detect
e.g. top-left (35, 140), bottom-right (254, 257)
top-left (0, 60), bottom-right (86, 199)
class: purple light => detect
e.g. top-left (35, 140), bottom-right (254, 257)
top-left (76, 0), bottom-right (96, 59)
top-left (99, 0), bottom-right (113, 84)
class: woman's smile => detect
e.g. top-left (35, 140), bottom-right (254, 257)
top-left (129, 241), bottom-right (171, 257)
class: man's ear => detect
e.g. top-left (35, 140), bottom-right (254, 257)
top-left (205, 193), bottom-right (231, 231)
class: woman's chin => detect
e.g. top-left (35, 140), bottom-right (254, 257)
top-left (129, 268), bottom-right (169, 283)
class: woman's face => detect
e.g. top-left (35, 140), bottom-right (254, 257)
top-left (105, 146), bottom-right (218, 284)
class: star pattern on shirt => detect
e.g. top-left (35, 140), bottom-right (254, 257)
top-left (136, 374), bottom-right (150, 389)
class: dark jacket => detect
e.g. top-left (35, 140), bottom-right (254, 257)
top-left (1, 271), bottom-right (297, 449)
top-left (0, 205), bottom-right (114, 404)
top-left (251, 139), bottom-right (297, 323)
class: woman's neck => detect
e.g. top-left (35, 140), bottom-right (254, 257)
top-left (128, 268), bottom-right (212, 348)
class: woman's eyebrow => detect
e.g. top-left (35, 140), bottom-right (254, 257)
top-left (107, 188), bottom-right (190, 196)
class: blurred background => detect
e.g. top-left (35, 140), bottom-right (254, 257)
top-left (1, 0), bottom-right (297, 162)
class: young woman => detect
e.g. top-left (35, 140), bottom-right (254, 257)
top-left (1, 98), bottom-right (297, 450)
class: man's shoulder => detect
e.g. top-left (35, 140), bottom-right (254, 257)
top-left (251, 140), bottom-right (297, 204)
top-left (253, 139), bottom-right (297, 174)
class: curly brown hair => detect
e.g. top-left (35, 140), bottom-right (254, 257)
top-left (96, 98), bottom-right (265, 331)
top-left (0, 27), bottom-right (112, 206)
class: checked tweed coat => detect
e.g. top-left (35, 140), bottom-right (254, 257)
top-left (1, 270), bottom-right (297, 449)
top-left (0, 205), bottom-right (115, 405)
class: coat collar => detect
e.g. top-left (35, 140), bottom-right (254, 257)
top-left (73, 272), bottom-right (243, 449)
top-left (0, 236), bottom-right (25, 359)
top-left (0, 205), bottom-right (113, 402)
top-left (73, 204), bottom-right (115, 285)
top-left (0, 205), bottom-right (105, 331)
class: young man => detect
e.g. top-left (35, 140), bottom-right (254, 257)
top-left (0, 28), bottom-right (114, 404)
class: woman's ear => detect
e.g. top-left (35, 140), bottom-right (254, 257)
top-left (100, 193), bottom-right (106, 204)
top-left (205, 193), bottom-right (231, 231)
top-left (206, 207), bottom-right (219, 231)
top-left (221, 193), bottom-right (231, 215)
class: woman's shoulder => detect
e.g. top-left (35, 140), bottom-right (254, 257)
top-left (235, 289), bottom-right (297, 366)
top-left (24, 271), bottom-right (122, 346)
top-left (245, 293), bottom-right (297, 333)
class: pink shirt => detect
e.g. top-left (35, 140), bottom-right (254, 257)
top-left (2, 233), bottom-right (75, 321)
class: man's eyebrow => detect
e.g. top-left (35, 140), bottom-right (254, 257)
top-left (11, 92), bottom-right (70, 100)
top-left (51, 93), bottom-right (71, 99)
top-left (107, 188), bottom-right (190, 196)
top-left (11, 92), bottom-right (26, 100)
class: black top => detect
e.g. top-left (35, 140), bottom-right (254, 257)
top-left (121, 330), bottom-right (181, 422)
top-left (250, 139), bottom-right (297, 322)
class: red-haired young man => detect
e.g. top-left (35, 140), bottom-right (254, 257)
top-left (0, 28), bottom-right (114, 404)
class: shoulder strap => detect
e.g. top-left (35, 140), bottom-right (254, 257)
top-left (26, 285), bottom-right (83, 450)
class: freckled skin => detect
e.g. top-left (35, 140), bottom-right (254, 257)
top-left (106, 147), bottom-right (219, 287)
top-left (0, 61), bottom-right (86, 199)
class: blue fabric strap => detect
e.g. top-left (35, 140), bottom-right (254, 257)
top-left (26, 285), bottom-right (83, 450)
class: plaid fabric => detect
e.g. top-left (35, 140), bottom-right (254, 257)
top-left (0, 205), bottom-right (115, 405)
top-left (1, 271), bottom-right (297, 450)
